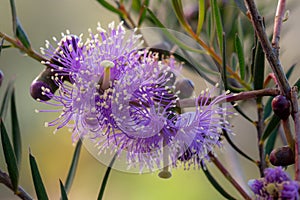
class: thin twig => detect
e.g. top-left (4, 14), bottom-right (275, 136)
top-left (209, 153), bottom-right (252, 200)
top-left (290, 86), bottom-right (300, 181)
top-left (0, 169), bottom-right (33, 200)
top-left (256, 98), bottom-right (266, 176)
top-left (0, 32), bottom-right (49, 67)
top-left (244, 0), bottom-right (291, 96)
top-left (177, 88), bottom-right (280, 108)
top-left (272, 0), bottom-right (286, 56)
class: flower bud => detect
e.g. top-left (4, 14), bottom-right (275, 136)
top-left (175, 79), bottom-right (194, 99)
top-left (30, 67), bottom-right (57, 101)
top-left (270, 146), bottom-right (295, 166)
top-left (272, 95), bottom-right (291, 120)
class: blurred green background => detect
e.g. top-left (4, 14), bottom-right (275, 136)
top-left (0, 0), bottom-right (300, 199)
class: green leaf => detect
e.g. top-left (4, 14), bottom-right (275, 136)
top-left (235, 34), bottom-right (245, 80)
top-left (211, 0), bottom-right (223, 53)
top-left (15, 20), bottom-right (31, 49)
top-left (29, 152), bottom-right (49, 200)
top-left (223, 130), bottom-right (255, 163)
top-left (137, 0), bottom-right (150, 27)
top-left (196, 0), bottom-right (205, 35)
top-left (96, 0), bottom-right (124, 17)
top-left (1, 80), bottom-right (14, 119)
top-left (171, 0), bottom-right (192, 33)
top-left (286, 64), bottom-right (296, 80)
top-left (11, 88), bottom-right (21, 167)
top-left (10, 0), bottom-right (31, 49)
top-left (261, 114), bottom-right (280, 142)
top-left (0, 120), bottom-right (19, 192)
top-left (64, 140), bottom-right (82, 193)
top-left (265, 126), bottom-right (279, 155)
top-left (97, 153), bottom-right (117, 200)
top-left (253, 40), bottom-right (265, 90)
top-left (234, 0), bottom-right (247, 14)
top-left (201, 162), bottom-right (236, 200)
top-left (221, 33), bottom-right (228, 90)
top-left (230, 53), bottom-right (238, 72)
top-left (263, 96), bottom-right (274, 120)
top-left (146, 8), bottom-right (213, 56)
top-left (59, 179), bottom-right (68, 200)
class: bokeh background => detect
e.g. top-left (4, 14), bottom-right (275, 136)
top-left (0, 0), bottom-right (300, 199)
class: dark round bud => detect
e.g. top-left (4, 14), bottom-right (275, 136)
top-left (272, 95), bottom-right (291, 120)
top-left (0, 70), bottom-right (4, 87)
top-left (30, 67), bottom-right (58, 101)
top-left (270, 146), bottom-right (295, 166)
top-left (30, 80), bottom-right (53, 101)
top-left (175, 79), bottom-right (194, 99)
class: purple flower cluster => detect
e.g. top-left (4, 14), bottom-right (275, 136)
top-left (248, 167), bottom-right (300, 199)
top-left (33, 21), bottom-right (234, 172)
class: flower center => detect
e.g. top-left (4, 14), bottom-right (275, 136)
top-left (100, 60), bottom-right (115, 90)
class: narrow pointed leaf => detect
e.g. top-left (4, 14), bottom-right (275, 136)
top-left (1, 81), bottom-right (14, 119)
top-left (11, 88), bottom-right (21, 167)
top-left (235, 34), bottom-right (245, 79)
top-left (171, 0), bottom-right (191, 33)
top-left (253, 40), bottom-right (265, 90)
top-left (29, 152), bottom-right (49, 200)
top-left (265, 126), bottom-right (279, 155)
top-left (222, 33), bottom-right (228, 90)
top-left (261, 114), bottom-right (280, 142)
top-left (0, 120), bottom-right (19, 192)
top-left (286, 64), bottom-right (296, 79)
top-left (137, 0), bottom-right (150, 27)
top-left (97, 154), bottom-right (117, 200)
top-left (211, 0), bottom-right (223, 52)
top-left (64, 140), bottom-right (82, 193)
top-left (96, 0), bottom-right (124, 17)
top-left (60, 179), bottom-right (68, 200)
top-left (263, 96), bottom-right (274, 120)
top-left (234, 0), bottom-right (247, 14)
top-left (196, 0), bottom-right (205, 35)
top-left (146, 8), bottom-right (215, 57)
top-left (15, 21), bottom-right (31, 49)
top-left (201, 162), bottom-right (236, 200)
top-left (223, 130), bottom-right (255, 163)
top-left (10, 0), bottom-right (31, 49)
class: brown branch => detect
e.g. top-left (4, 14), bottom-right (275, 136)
top-left (209, 153), bottom-right (252, 200)
top-left (244, 0), bottom-right (291, 96)
top-left (272, 0), bottom-right (286, 56)
top-left (256, 98), bottom-right (266, 176)
top-left (290, 86), bottom-right (300, 181)
top-left (177, 88), bottom-right (280, 108)
top-left (0, 31), bottom-right (50, 67)
top-left (0, 169), bottom-right (33, 200)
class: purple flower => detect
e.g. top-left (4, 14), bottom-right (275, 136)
top-left (34, 21), bottom-right (234, 173)
top-left (248, 167), bottom-right (300, 199)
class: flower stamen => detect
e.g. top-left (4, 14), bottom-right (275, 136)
top-left (100, 60), bottom-right (115, 90)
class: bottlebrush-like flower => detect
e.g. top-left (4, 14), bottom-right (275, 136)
top-left (34, 21), bottom-right (234, 174)
top-left (248, 167), bottom-right (300, 199)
